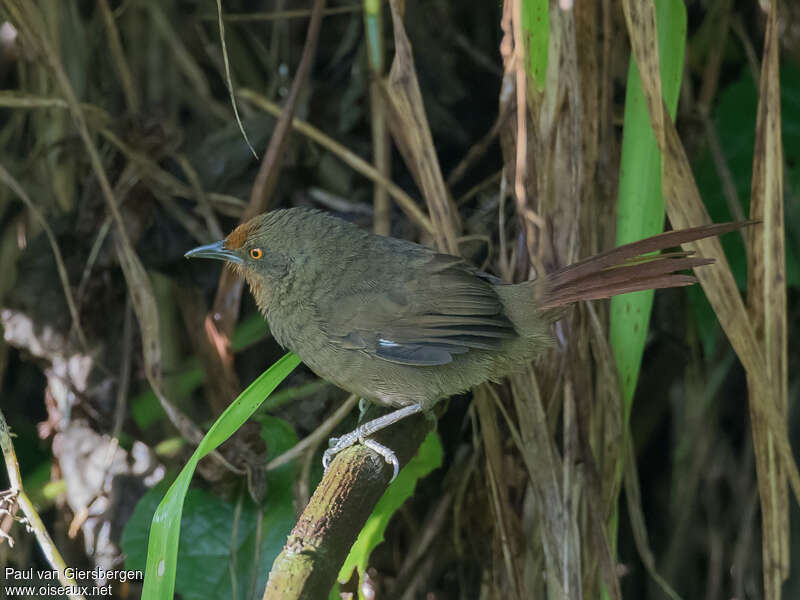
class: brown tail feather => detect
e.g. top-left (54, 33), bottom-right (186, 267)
top-left (538, 221), bottom-right (754, 310)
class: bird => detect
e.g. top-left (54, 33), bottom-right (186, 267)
top-left (186, 207), bottom-right (747, 480)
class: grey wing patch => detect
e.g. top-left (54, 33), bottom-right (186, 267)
top-left (324, 253), bottom-right (518, 365)
top-left (375, 339), bottom-right (458, 366)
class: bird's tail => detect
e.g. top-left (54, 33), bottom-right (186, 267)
top-left (535, 221), bottom-right (753, 310)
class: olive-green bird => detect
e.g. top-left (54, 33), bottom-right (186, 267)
top-left (186, 207), bottom-right (745, 479)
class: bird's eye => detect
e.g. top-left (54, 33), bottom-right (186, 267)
top-left (249, 248), bottom-right (263, 260)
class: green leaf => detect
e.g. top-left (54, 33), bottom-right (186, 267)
top-left (258, 414), bottom-right (300, 500)
top-left (122, 482), bottom-right (296, 600)
top-left (133, 352), bottom-right (301, 600)
top-left (521, 0), bottom-right (549, 90)
top-left (337, 431), bottom-right (443, 596)
top-left (610, 0), bottom-right (686, 413)
top-left (690, 62), bottom-right (800, 355)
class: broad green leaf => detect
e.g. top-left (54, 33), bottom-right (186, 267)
top-left (123, 481), bottom-right (296, 600)
top-left (610, 0), bottom-right (686, 413)
top-left (521, 0), bottom-right (549, 90)
top-left (691, 63), bottom-right (800, 356)
top-left (606, 2), bottom-right (686, 590)
top-left (134, 352), bottom-right (301, 600)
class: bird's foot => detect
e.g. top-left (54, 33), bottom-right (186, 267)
top-left (362, 439), bottom-right (400, 481)
top-left (321, 403), bottom-right (424, 482)
top-left (322, 428), bottom-right (400, 481)
top-left (321, 431), bottom-right (357, 472)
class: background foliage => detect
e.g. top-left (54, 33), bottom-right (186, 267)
top-left (0, 0), bottom-right (798, 599)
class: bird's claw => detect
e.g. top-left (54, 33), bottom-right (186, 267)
top-left (321, 429), bottom-right (400, 482)
top-left (322, 449), bottom-right (332, 472)
top-left (362, 438), bottom-right (400, 481)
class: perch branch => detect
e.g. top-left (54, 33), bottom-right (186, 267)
top-left (262, 408), bottom-right (431, 599)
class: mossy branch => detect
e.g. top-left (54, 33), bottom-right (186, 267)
top-left (262, 409), bottom-right (431, 599)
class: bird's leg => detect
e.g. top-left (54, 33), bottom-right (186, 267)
top-left (323, 403), bottom-right (424, 482)
top-left (358, 397), bottom-right (371, 419)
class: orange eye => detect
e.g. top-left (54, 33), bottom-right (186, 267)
top-left (249, 248), bottom-right (263, 260)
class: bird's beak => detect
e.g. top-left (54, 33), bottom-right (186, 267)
top-left (184, 239), bottom-right (244, 264)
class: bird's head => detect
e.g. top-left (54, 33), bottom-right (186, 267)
top-left (184, 213), bottom-right (291, 310)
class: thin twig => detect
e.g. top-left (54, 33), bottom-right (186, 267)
top-left (266, 394), bottom-right (359, 471)
top-left (76, 218), bottom-right (112, 303)
top-left (730, 15), bottom-right (760, 84)
top-left (199, 5), bottom-right (361, 22)
top-left (392, 488), bottom-right (454, 591)
top-left (248, 0), bottom-right (327, 219)
top-left (215, 0), bottom-right (257, 158)
top-left (696, 0), bottom-right (732, 112)
top-left (210, 0), bottom-right (328, 344)
top-left (97, 0), bottom-right (139, 113)
top-left (0, 408), bottom-right (86, 599)
top-left (175, 153), bottom-right (226, 240)
top-left (238, 89), bottom-right (434, 234)
top-left (456, 170), bottom-right (502, 206)
top-left (700, 113), bottom-right (747, 229)
top-left (307, 187), bottom-right (373, 216)
top-left (112, 299), bottom-right (134, 440)
top-left (447, 106), bottom-right (511, 188)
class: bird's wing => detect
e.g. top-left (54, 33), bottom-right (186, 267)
top-left (321, 254), bottom-right (517, 365)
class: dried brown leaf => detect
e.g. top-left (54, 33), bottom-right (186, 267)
top-left (622, 4), bottom-right (799, 600)
top-left (475, 387), bottom-right (524, 600)
top-left (237, 88), bottom-right (434, 234)
top-left (4, 0), bottom-right (229, 469)
top-left (746, 0), bottom-right (789, 595)
top-left (507, 367), bottom-right (589, 600)
top-left (621, 0), bottom-right (664, 147)
top-left (381, 0), bottom-right (461, 253)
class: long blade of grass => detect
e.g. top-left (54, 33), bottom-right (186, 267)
top-left (3, 0), bottom-right (214, 452)
top-left (623, 5), bottom-right (800, 600)
top-left (381, 0), bottom-right (461, 253)
top-left (141, 353), bottom-right (301, 600)
top-left (237, 88), bottom-right (433, 234)
top-left (746, 0), bottom-right (789, 596)
top-left (607, 3), bottom-right (684, 597)
top-left (521, 0), bottom-right (548, 91)
top-left (215, 0), bottom-right (258, 158)
top-left (610, 0), bottom-right (685, 415)
top-left (363, 0), bottom-right (391, 236)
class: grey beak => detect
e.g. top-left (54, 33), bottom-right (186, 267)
top-left (184, 239), bottom-right (244, 264)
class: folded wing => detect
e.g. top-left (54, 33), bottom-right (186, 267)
top-left (322, 254), bottom-right (517, 365)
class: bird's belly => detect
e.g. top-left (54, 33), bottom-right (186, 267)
top-left (293, 340), bottom-right (498, 409)
top-left (299, 344), bottom-right (429, 408)
top-left (267, 309), bottom-right (516, 408)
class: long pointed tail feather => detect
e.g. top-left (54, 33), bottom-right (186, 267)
top-left (538, 221), bottom-right (754, 310)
